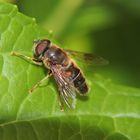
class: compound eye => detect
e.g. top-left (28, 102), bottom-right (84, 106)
top-left (34, 39), bottom-right (50, 58)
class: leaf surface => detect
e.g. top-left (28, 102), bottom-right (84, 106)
top-left (0, 3), bottom-right (140, 140)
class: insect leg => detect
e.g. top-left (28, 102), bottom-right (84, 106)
top-left (11, 51), bottom-right (43, 66)
top-left (29, 72), bottom-right (52, 93)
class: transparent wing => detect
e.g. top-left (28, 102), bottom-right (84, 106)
top-left (65, 49), bottom-right (109, 66)
top-left (51, 65), bottom-right (76, 109)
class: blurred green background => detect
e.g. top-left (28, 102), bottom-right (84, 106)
top-left (2, 0), bottom-right (140, 88)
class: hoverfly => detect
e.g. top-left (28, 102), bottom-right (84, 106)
top-left (11, 39), bottom-right (108, 111)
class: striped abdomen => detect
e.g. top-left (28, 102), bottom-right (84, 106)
top-left (65, 62), bottom-right (88, 94)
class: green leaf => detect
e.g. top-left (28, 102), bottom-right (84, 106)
top-left (0, 2), bottom-right (140, 140)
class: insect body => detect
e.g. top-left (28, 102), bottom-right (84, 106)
top-left (11, 39), bottom-right (108, 110)
top-left (34, 39), bottom-right (88, 109)
top-left (34, 39), bottom-right (88, 93)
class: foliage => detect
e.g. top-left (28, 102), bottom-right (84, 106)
top-left (0, 2), bottom-right (140, 140)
